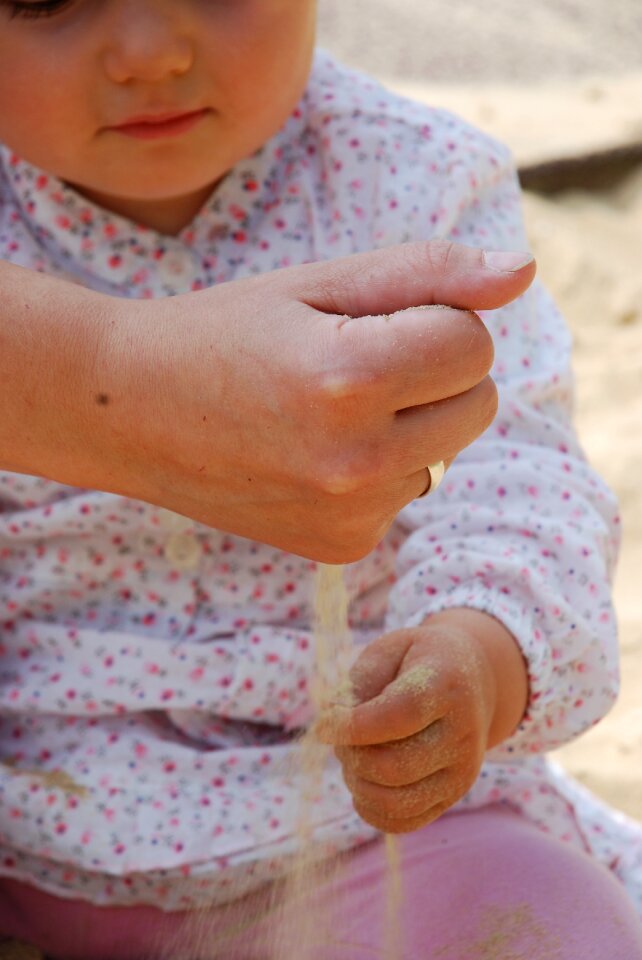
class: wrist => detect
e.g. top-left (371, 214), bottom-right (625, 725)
top-left (63, 291), bottom-right (154, 498)
top-left (0, 261), bottom-right (154, 501)
top-left (424, 607), bottom-right (529, 749)
top-left (101, 290), bottom-right (225, 513)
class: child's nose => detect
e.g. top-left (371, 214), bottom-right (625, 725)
top-left (101, 3), bottom-right (195, 84)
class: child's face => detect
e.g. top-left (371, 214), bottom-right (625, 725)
top-left (0, 0), bottom-right (316, 232)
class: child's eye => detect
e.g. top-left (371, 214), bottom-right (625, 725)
top-left (4, 0), bottom-right (73, 18)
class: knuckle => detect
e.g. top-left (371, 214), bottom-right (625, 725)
top-left (314, 461), bottom-right (365, 496)
top-left (314, 466), bottom-right (359, 497)
top-left (424, 239), bottom-right (460, 277)
top-left (306, 364), bottom-right (382, 428)
top-left (311, 360), bottom-right (361, 407)
top-left (313, 445), bottom-right (384, 497)
top-left (316, 340), bottom-right (384, 408)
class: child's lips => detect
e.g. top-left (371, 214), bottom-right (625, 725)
top-left (109, 108), bottom-right (211, 140)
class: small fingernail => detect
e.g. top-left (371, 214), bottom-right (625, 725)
top-left (483, 250), bottom-right (534, 273)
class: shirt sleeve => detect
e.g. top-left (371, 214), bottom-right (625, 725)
top-left (382, 120), bottom-right (621, 758)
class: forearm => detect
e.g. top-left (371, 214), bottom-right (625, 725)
top-left (425, 607), bottom-right (529, 749)
top-left (0, 259), bottom-right (135, 492)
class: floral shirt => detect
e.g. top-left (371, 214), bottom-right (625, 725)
top-left (0, 50), bottom-right (640, 914)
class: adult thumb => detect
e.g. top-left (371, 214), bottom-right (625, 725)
top-left (296, 240), bottom-right (536, 318)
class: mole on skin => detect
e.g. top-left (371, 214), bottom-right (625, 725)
top-left (95, 393), bottom-right (110, 406)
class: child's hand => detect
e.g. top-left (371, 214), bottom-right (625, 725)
top-left (316, 609), bottom-right (529, 833)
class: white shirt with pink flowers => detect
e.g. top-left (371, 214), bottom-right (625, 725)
top-left (0, 50), bottom-right (640, 914)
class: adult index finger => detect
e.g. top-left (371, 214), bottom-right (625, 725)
top-left (297, 240), bottom-right (536, 319)
top-left (315, 662), bottom-right (446, 747)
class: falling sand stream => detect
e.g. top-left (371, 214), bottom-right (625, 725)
top-left (267, 563), bottom-right (403, 959)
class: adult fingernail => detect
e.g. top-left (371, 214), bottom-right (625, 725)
top-left (482, 250), bottom-right (535, 273)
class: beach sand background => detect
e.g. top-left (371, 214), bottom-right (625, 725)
top-left (318, 1), bottom-right (642, 820)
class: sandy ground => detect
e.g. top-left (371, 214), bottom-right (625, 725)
top-left (319, 5), bottom-right (642, 821)
top-left (317, 0), bottom-right (642, 86)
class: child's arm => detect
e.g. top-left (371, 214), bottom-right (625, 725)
top-left (316, 608), bottom-right (528, 834)
top-left (0, 246), bottom-right (534, 562)
top-left (380, 129), bottom-right (620, 759)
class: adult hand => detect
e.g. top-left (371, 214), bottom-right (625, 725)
top-left (5, 242), bottom-right (534, 561)
top-left (117, 241), bottom-right (535, 560)
top-left (315, 608), bottom-right (529, 833)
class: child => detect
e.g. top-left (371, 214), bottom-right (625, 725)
top-left (0, 1), bottom-right (641, 957)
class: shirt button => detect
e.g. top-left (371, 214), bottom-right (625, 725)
top-left (158, 250), bottom-right (198, 289)
top-left (165, 532), bottom-right (202, 570)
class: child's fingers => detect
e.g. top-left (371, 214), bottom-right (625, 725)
top-left (334, 717), bottom-right (452, 788)
top-left (352, 796), bottom-right (452, 836)
top-left (297, 240), bottom-right (536, 318)
top-left (347, 630), bottom-right (416, 704)
top-left (343, 764), bottom-right (460, 823)
top-left (316, 661), bottom-right (446, 747)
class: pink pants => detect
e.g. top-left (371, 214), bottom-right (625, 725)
top-left (2, 806), bottom-right (642, 959)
